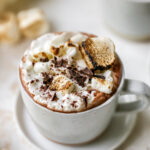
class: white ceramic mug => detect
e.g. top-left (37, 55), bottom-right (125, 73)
top-left (101, 0), bottom-right (150, 40)
top-left (19, 61), bottom-right (150, 145)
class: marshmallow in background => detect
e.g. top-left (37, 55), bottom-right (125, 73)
top-left (0, 0), bottom-right (16, 11)
top-left (17, 8), bottom-right (50, 38)
top-left (0, 12), bottom-right (20, 43)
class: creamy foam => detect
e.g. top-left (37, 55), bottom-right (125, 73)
top-left (20, 32), bottom-right (115, 112)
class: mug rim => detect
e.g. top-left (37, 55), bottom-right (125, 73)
top-left (19, 55), bottom-right (125, 116)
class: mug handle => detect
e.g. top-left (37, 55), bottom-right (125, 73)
top-left (116, 79), bottom-right (150, 114)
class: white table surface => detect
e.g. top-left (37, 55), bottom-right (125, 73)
top-left (0, 0), bottom-right (150, 149)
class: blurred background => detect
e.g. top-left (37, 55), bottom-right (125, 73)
top-left (0, 0), bottom-right (150, 150)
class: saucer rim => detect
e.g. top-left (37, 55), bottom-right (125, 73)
top-left (14, 92), bottom-right (137, 150)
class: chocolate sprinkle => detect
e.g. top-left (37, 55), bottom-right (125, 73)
top-left (40, 57), bottom-right (49, 62)
top-left (43, 76), bottom-right (53, 85)
top-left (61, 59), bottom-right (68, 67)
top-left (30, 80), bottom-right (34, 84)
top-left (40, 85), bottom-right (48, 92)
top-left (71, 101), bottom-right (77, 108)
top-left (51, 92), bottom-right (58, 101)
top-left (32, 62), bottom-right (35, 66)
top-left (35, 79), bottom-right (39, 82)
top-left (52, 57), bottom-right (68, 68)
top-left (83, 96), bottom-right (88, 107)
top-left (41, 72), bottom-right (53, 91)
top-left (80, 68), bottom-right (93, 77)
top-left (76, 76), bottom-right (87, 87)
top-left (68, 68), bottom-right (87, 87)
top-left (67, 41), bottom-right (76, 47)
top-left (47, 92), bottom-right (52, 99)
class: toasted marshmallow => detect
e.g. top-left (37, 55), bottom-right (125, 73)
top-left (91, 70), bottom-right (113, 94)
top-left (18, 8), bottom-right (50, 38)
top-left (51, 75), bottom-right (74, 94)
top-left (20, 32), bottom-right (120, 113)
top-left (92, 37), bottom-right (115, 66)
top-left (50, 45), bottom-right (66, 56)
top-left (0, 12), bottom-right (20, 43)
top-left (31, 51), bottom-right (53, 62)
top-left (81, 37), bottom-right (115, 69)
top-left (49, 33), bottom-right (74, 56)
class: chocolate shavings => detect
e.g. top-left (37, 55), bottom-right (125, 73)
top-left (71, 101), bottom-right (77, 108)
top-left (40, 85), bottom-right (48, 92)
top-left (30, 79), bottom-right (39, 84)
top-left (83, 96), bottom-right (87, 107)
top-left (30, 80), bottom-right (34, 84)
top-left (40, 72), bottom-right (53, 91)
top-left (51, 92), bottom-right (58, 101)
top-left (40, 58), bottom-right (49, 62)
top-left (67, 41), bottom-right (76, 47)
top-left (80, 68), bottom-right (93, 77)
top-left (52, 57), bottom-right (68, 68)
top-left (68, 68), bottom-right (87, 87)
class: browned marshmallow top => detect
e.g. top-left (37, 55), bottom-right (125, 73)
top-left (20, 32), bottom-right (119, 112)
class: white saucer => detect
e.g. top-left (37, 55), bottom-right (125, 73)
top-left (15, 93), bottom-right (136, 150)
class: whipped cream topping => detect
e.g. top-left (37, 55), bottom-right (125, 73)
top-left (20, 32), bottom-right (115, 112)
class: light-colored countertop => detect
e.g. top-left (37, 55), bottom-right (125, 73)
top-left (0, 0), bottom-right (150, 149)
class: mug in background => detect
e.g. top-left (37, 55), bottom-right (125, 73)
top-left (101, 0), bottom-right (150, 40)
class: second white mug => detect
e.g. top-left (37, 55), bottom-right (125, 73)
top-left (101, 0), bottom-right (150, 40)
